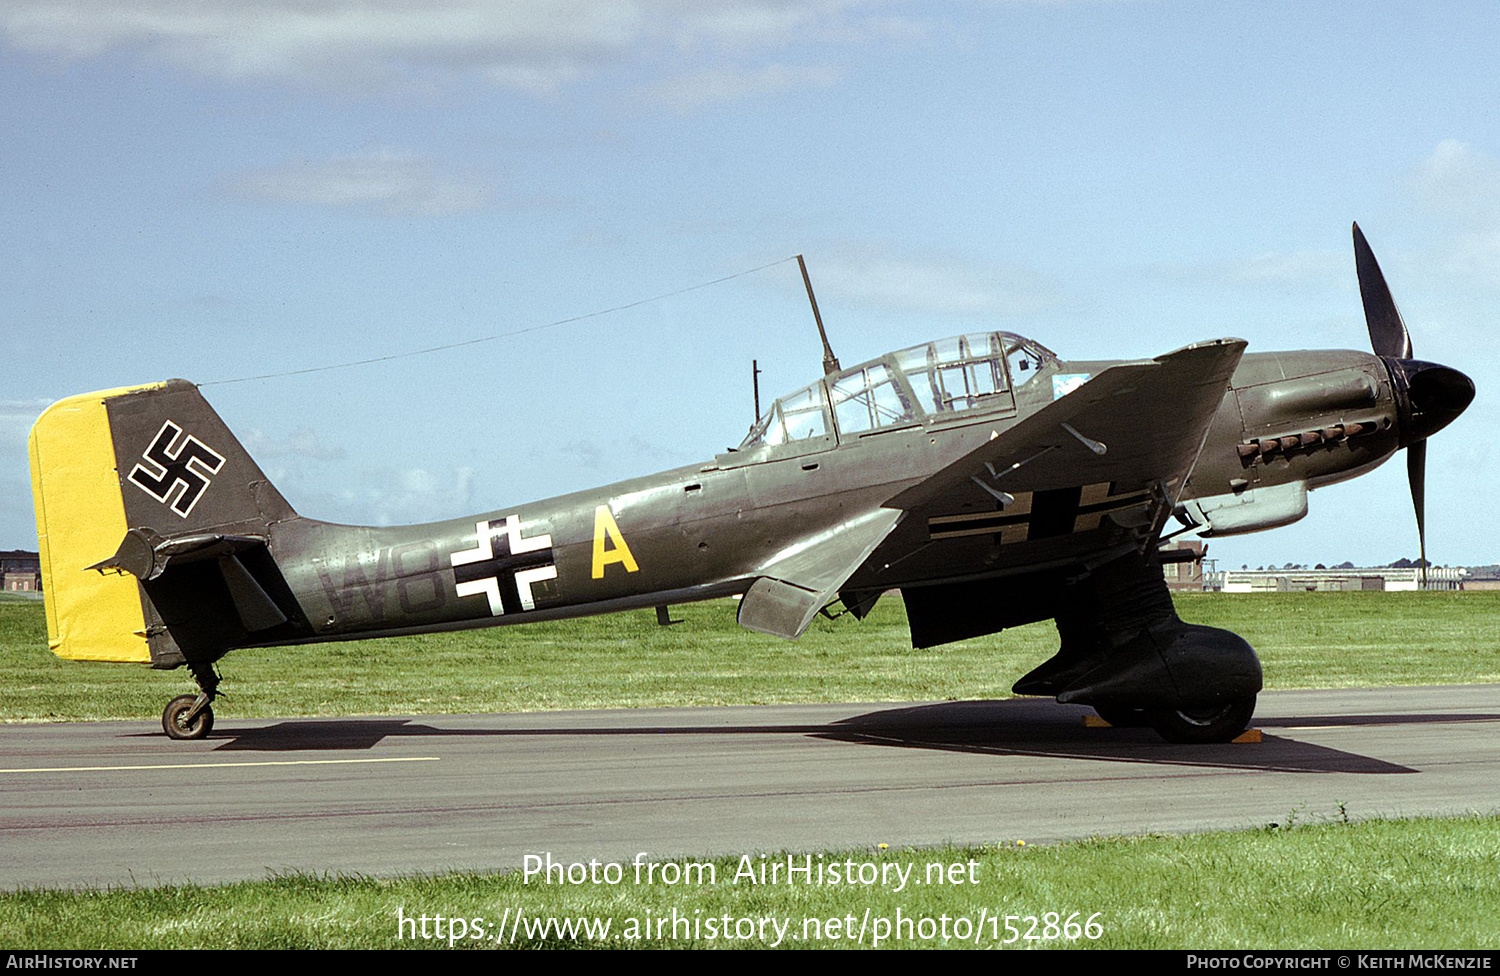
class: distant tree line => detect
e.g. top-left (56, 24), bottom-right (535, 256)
top-left (1236, 558), bottom-right (1453, 571)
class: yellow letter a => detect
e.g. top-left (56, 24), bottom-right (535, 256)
top-left (592, 505), bottom-right (639, 579)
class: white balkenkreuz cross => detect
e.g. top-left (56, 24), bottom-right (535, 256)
top-left (449, 515), bottom-right (557, 616)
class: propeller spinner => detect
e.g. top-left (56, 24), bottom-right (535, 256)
top-left (1351, 223), bottom-right (1475, 585)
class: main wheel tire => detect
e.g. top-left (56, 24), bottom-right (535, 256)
top-left (162, 695), bottom-right (214, 740)
top-left (1146, 695), bottom-right (1256, 744)
top-left (1092, 705), bottom-right (1149, 728)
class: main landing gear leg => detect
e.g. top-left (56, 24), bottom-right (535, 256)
top-left (1036, 548), bottom-right (1262, 744)
top-left (162, 663), bottom-right (219, 741)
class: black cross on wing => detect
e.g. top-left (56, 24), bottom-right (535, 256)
top-left (927, 481), bottom-right (1152, 544)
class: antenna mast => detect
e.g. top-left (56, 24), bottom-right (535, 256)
top-left (752, 358), bottom-right (762, 421)
top-left (797, 254), bottom-right (840, 375)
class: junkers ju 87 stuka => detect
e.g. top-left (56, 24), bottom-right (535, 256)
top-left (28, 225), bottom-right (1473, 743)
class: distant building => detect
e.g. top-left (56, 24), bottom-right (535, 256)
top-left (1464, 573), bottom-right (1500, 592)
top-left (1, 550), bottom-right (42, 592)
top-left (1161, 540), bottom-right (1208, 592)
top-left (1209, 565), bottom-right (1467, 593)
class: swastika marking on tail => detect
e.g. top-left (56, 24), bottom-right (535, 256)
top-left (127, 420), bottom-right (226, 518)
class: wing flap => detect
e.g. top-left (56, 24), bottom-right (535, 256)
top-left (737, 507), bottom-right (903, 639)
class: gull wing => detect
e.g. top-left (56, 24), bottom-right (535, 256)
top-left (886, 339), bottom-right (1247, 517)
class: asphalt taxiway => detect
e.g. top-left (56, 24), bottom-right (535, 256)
top-left (2, 684), bottom-right (1498, 889)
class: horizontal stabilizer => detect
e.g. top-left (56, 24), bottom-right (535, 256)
top-left (86, 528), bottom-right (289, 635)
top-left (88, 527), bottom-right (268, 581)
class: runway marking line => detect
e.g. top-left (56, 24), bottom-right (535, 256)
top-left (1278, 717), bottom-right (1500, 731)
top-left (0, 757), bottom-right (441, 774)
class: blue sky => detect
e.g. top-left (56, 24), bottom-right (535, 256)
top-left (3, 1), bottom-right (1497, 572)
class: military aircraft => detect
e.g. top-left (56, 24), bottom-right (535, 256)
top-left (28, 225), bottom-right (1473, 743)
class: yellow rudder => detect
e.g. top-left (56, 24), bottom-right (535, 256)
top-left (28, 384), bottom-right (165, 663)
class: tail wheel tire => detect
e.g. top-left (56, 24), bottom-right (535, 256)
top-left (163, 695), bottom-right (214, 740)
top-left (1146, 695), bottom-right (1256, 744)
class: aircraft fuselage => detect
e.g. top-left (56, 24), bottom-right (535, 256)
top-left (258, 345), bottom-right (1428, 650)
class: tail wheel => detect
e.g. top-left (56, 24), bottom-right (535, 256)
top-left (162, 695), bottom-right (214, 740)
top-left (1146, 695), bottom-right (1256, 744)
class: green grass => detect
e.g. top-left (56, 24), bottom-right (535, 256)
top-left (2, 591), bottom-right (1498, 724)
top-left (4, 815), bottom-right (1497, 948)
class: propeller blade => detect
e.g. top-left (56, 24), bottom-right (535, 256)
top-left (1353, 222), bottom-right (1413, 359)
top-left (1408, 439), bottom-right (1427, 589)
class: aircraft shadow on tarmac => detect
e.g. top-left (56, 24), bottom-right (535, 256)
top-left (176, 697), bottom-right (1478, 775)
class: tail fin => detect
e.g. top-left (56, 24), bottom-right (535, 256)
top-left (29, 380), bottom-right (296, 663)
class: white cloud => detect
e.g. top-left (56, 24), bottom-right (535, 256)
top-left (0, 1), bottom-right (640, 89)
top-left (333, 465), bottom-right (477, 526)
top-left (645, 62), bottom-right (840, 111)
top-left (0, 1), bottom-right (920, 96)
top-left (1218, 250), bottom-right (1347, 287)
top-left (662, 1), bottom-right (915, 50)
top-left (1407, 139), bottom-right (1500, 229)
top-left (243, 431), bottom-right (472, 524)
top-left (243, 426), bottom-right (346, 461)
top-left (812, 244), bottom-right (1066, 318)
top-left (229, 150), bottom-right (490, 216)
top-left (1150, 249), bottom-right (1347, 290)
top-left (1405, 139), bottom-right (1500, 289)
top-left (556, 435), bottom-right (689, 473)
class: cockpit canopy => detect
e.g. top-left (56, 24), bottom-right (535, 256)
top-left (740, 331), bottom-right (1057, 449)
